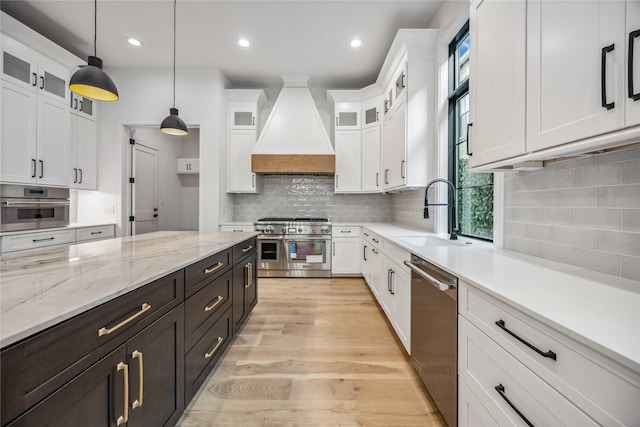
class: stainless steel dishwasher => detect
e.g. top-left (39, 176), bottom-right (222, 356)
top-left (404, 255), bottom-right (458, 427)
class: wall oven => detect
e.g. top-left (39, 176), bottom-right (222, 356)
top-left (1, 184), bottom-right (70, 232)
top-left (255, 218), bottom-right (331, 278)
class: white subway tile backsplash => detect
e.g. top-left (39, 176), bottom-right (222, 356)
top-left (539, 242), bottom-right (574, 265)
top-left (622, 256), bottom-right (640, 281)
top-left (539, 208), bottom-right (574, 226)
top-left (597, 184), bottom-right (640, 208)
top-left (573, 164), bottom-right (621, 187)
top-left (503, 146), bottom-right (640, 281)
top-left (595, 230), bottom-right (640, 257)
top-left (622, 160), bottom-right (640, 184)
top-left (622, 209), bottom-right (640, 232)
top-left (574, 249), bottom-right (621, 276)
top-left (554, 226), bottom-right (595, 249)
top-left (573, 208), bottom-right (621, 230)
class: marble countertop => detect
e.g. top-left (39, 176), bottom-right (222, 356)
top-left (0, 230), bottom-right (258, 348)
top-left (360, 223), bottom-right (640, 373)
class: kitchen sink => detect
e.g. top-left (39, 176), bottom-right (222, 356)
top-left (396, 236), bottom-right (471, 247)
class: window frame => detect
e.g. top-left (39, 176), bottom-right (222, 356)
top-left (447, 21), bottom-right (494, 242)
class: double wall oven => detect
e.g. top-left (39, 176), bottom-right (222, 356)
top-left (255, 218), bottom-right (331, 278)
top-left (1, 184), bottom-right (70, 232)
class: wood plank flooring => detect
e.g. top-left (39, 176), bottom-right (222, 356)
top-left (177, 277), bottom-right (446, 427)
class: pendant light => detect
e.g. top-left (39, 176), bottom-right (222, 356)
top-left (69, 0), bottom-right (119, 101)
top-left (160, 0), bottom-right (188, 136)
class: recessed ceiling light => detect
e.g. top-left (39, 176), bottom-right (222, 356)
top-left (350, 38), bottom-right (362, 48)
top-left (126, 37), bottom-right (143, 47)
top-left (238, 38), bottom-right (251, 48)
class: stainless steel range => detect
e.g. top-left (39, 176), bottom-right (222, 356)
top-left (254, 217), bottom-right (331, 278)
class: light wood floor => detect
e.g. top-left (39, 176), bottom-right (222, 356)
top-left (177, 277), bottom-right (446, 427)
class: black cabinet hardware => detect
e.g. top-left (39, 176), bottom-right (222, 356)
top-left (629, 29), bottom-right (640, 101)
top-left (376, 172), bottom-right (379, 187)
top-left (363, 245), bottom-right (367, 261)
top-left (32, 72), bottom-right (37, 86)
top-left (31, 159), bottom-right (36, 178)
top-left (39, 160), bottom-right (44, 178)
top-left (73, 168), bottom-right (78, 183)
top-left (400, 160), bottom-right (405, 179)
top-left (32, 237), bottom-right (55, 242)
top-left (495, 319), bottom-right (556, 360)
top-left (495, 384), bottom-right (534, 427)
top-left (39, 75), bottom-right (44, 89)
top-left (467, 123), bottom-right (473, 156)
top-left (390, 270), bottom-right (395, 295)
top-left (601, 44), bottom-right (616, 110)
top-left (78, 169), bottom-right (83, 184)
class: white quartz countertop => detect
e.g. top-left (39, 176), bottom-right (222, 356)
top-left (360, 223), bottom-right (640, 373)
top-left (0, 230), bottom-right (258, 348)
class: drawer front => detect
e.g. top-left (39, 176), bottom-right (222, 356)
top-left (185, 307), bottom-right (232, 405)
top-left (233, 237), bottom-right (256, 264)
top-left (0, 270), bottom-right (184, 425)
top-left (459, 316), bottom-right (598, 427)
top-left (75, 225), bottom-right (115, 242)
top-left (361, 228), bottom-right (383, 250)
top-left (1, 229), bottom-right (75, 253)
top-left (185, 249), bottom-right (232, 297)
top-left (332, 226), bottom-right (360, 237)
top-left (459, 282), bottom-right (640, 426)
top-left (185, 270), bottom-right (233, 351)
top-left (383, 241), bottom-right (410, 269)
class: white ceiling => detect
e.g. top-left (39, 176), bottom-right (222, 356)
top-left (1, 0), bottom-right (445, 88)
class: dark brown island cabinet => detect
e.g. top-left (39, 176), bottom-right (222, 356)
top-left (1, 237), bottom-right (257, 427)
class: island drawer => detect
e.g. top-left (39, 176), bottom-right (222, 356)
top-left (185, 270), bottom-right (233, 351)
top-left (0, 270), bottom-right (184, 425)
top-left (185, 249), bottom-right (232, 297)
top-left (459, 316), bottom-right (598, 426)
top-left (185, 307), bottom-right (232, 405)
top-left (459, 282), bottom-right (640, 426)
top-left (233, 237), bottom-right (256, 263)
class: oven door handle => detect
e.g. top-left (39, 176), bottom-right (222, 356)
top-left (284, 237), bottom-right (331, 242)
top-left (257, 235), bottom-right (284, 240)
top-left (1, 200), bottom-right (70, 206)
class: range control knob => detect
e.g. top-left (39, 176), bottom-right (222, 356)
top-left (321, 228), bottom-right (329, 234)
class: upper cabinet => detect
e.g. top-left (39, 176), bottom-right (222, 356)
top-left (469, 0), bottom-right (640, 170)
top-left (335, 102), bottom-right (361, 130)
top-left (1, 34), bottom-right (70, 187)
top-left (468, 0), bottom-right (527, 168)
top-left (361, 96), bottom-right (382, 193)
top-left (226, 89), bottom-right (266, 193)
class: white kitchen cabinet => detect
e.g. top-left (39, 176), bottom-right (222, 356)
top-left (334, 101), bottom-right (361, 130)
top-left (390, 94), bottom-right (407, 189)
top-left (1, 35), bottom-right (69, 106)
top-left (626, 0), bottom-right (640, 127)
top-left (459, 281), bottom-right (640, 426)
top-left (381, 111), bottom-right (394, 189)
top-left (1, 228), bottom-right (75, 253)
top-left (361, 124), bottom-right (381, 192)
top-left (526, 0), bottom-right (627, 152)
top-left (227, 130), bottom-right (258, 192)
top-left (226, 90), bottom-right (266, 193)
top-left (334, 130), bottom-right (361, 193)
top-left (176, 158), bottom-right (199, 174)
top-left (362, 97), bottom-right (381, 129)
top-left (70, 114), bottom-right (97, 189)
top-left (458, 378), bottom-right (499, 427)
top-left (468, 0), bottom-right (527, 167)
top-left (75, 225), bottom-right (115, 243)
top-left (331, 226), bottom-right (360, 275)
top-left (1, 34), bottom-right (70, 187)
top-left (69, 91), bottom-right (96, 122)
top-left (391, 262), bottom-right (410, 352)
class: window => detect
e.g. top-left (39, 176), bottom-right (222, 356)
top-left (448, 22), bottom-right (494, 241)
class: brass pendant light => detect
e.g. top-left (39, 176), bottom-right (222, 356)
top-left (160, 0), bottom-right (188, 136)
top-left (69, 0), bottom-right (119, 101)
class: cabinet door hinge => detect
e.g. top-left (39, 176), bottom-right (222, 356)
top-left (129, 216), bottom-right (135, 222)
top-left (129, 177), bottom-right (135, 183)
top-left (129, 138), bottom-right (136, 145)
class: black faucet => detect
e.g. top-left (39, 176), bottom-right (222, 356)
top-left (423, 178), bottom-right (459, 240)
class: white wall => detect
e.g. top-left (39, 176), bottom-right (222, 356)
top-left (76, 67), bottom-right (229, 235)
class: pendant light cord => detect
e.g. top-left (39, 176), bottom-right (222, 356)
top-left (94, 0), bottom-right (97, 56)
top-left (172, 0), bottom-right (177, 108)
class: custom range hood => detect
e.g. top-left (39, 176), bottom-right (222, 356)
top-left (252, 76), bottom-right (335, 175)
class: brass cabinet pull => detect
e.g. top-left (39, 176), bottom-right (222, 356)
top-left (204, 262), bottom-right (224, 274)
top-left (248, 262), bottom-right (253, 287)
top-left (204, 296), bottom-right (224, 312)
top-left (131, 350), bottom-right (144, 409)
top-left (116, 362), bottom-right (129, 426)
top-left (242, 245), bottom-right (254, 253)
top-left (98, 303), bottom-right (151, 337)
top-left (245, 263), bottom-right (250, 288)
top-left (204, 337), bottom-right (224, 359)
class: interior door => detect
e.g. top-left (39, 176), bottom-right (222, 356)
top-left (132, 143), bottom-right (158, 235)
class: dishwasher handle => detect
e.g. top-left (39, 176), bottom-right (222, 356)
top-left (404, 260), bottom-right (456, 291)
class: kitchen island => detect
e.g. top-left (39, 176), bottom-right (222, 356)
top-left (0, 230), bottom-right (258, 426)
